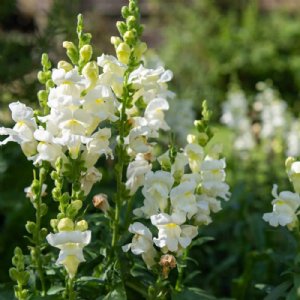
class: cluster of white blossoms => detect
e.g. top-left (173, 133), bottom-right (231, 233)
top-left (0, 38), bottom-right (175, 278)
top-left (123, 125), bottom-right (231, 270)
top-left (221, 89), bottom-right (255, 152)
top-left (253, 82), bottom-right (291, 140)
top-left (263, 158), bottom-right (300, 230)
top-left (221, 82), bottom-right (300, 157)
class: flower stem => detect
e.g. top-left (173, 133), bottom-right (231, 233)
top-left (175, 248), bottom-right (189, 292)
top-left (34, 167), bottom-right (47, 296)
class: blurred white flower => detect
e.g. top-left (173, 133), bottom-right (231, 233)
top-left (122, 222), bottom-right (156, 268)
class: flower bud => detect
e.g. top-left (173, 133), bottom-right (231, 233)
top-left (198, 132), bottom-right (209, 146)
top-left (82, 61), bottom-right (99, 87)
top-left (57, 218), bottom-right (74, 232)
top-left (111, 36), bottom-right (122, 47)
top-left (25, 221), bottom-right (36, 234)
top-left (159, 254), bottom-right (177, 279)
top-left (116, 43), bottom-right (131, 65)
top-left (124, 30), bottom-right (135, 44)
top-left (50, 219), bottom-right (58, 230)
top-left (66, 200), bottom-right (83, 218)
top-left (116, 21), bottom-right (127, 35)
top-left (134, 42), bottom-right (147, 61)
top-left (58, 60), bottom-right (73, 72)
top-left (126, 16), bottom-right (136, 28)
top-left (80, 45), bottom-right (93, 63)
top-left (187, 134), bottom-right (196, 144)
top-left (93, 193), bottom-right (110, 213)
top-left (62, 41), bottom-right (78, 64)
top-left (75, 220), bottom-right (88, 231)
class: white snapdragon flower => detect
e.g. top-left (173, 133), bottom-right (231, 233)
top-left (0, 102), bottom-right (37, 157)
top-left (170, 181), bottom-right (198, 219)
top-left (97, 54), bottom-right (125, 97)
top-left (31, 127), bottom-right (63, 166)
top-left (151, 213), bottom-right (198, 253)
top-left (128, 126), bottom-right (153, 154)
top-left (80, 167), bottom-right (102, 196)
top-left (263, 184), bottom-right (300, 229)
top-left (201, 158), bottom-right (226, 182)
top-left (142, 171), bottom-right (174, 210)
top-left (122, 222), bottom-right (157, 269)
top-left (46, 230), bottom-right (91, 278)
top-left (126, 155), bottom-right (152, 195)
top-left (144, 98), bottom-right (170, 132)
top-left (83, 85), bottom-right (118, 122)
top-left (184, 143), bottom-right (204, 173)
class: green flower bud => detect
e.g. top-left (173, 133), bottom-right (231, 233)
top-left (62, 41), bottom-right (79, 65)
top-left (57, 218), bottom-right (74, 232)
top-left (37, 90), bottom-right (48, 104)
top-left (66, 200), bottom-right (83, 218)
top-left (75, 220), bottom-right (88, 231)
top-left (198, 133), bottom-right (209, 146)
top-left (25, 221), bottom-right (36, 234)
top-left (37, 71), bottom-right (47, 84)
top-left (126, 16), bottom-right (136, 28)
top-left (123, 30), bottom-right (135, 44)
top-left (116, 43), bottom-right (131, 65)
top-left (19, 271), bottom-right (30, 285)
top-left (40, 203), bottom-right (48, 217)
top-left (58, 60), bottom-right (73, 72)
top-left (46, 79), bottom-right (55, 89)
top-left (41, 53), bottom-right (51, 70)
top-left (40, 228), bottom-right (48, 240)
top-left (111, 36), bottom-right (122, 47)
top-left (80, 44), bottom-right (93, 63)
top-left (9, 268), bottom-right (18, 281)
top-left (121, 6), bottom-right (130, 18)
top-left (134, 42), bottom-right (147, 61)
top-left (116, 21), bottom-right (127, 36)
top-left (50, 219), bottom-right (58, 230)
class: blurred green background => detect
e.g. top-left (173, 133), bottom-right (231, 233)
top-left (1, 0), bottom-right (300, 298)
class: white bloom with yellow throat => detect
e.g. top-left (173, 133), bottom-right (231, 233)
top-left (263, 184), bottom-right (300, 229)
top-left (122, 222), bottom-right (157, 269)
top-left (151, 213), bottom-right (198, 253)
top-left (46, 229), bottom-right (91, 278)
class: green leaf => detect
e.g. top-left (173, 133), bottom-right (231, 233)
top-left (46, 285), bottom-right (65, 295)
top-left (264, 281), bottom-right (292, 300)
top-left (103, 285), bottom-right (127, 300)
top-left (172, 287), bottom-right (217, 300)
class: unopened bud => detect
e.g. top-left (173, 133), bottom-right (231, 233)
top-left (111, 36), bottom-right (122, 47)
top-left (116, 42), bottom-right (131, 65)
top-left (159, 254), bottom-right (177, 279)
top-left (80, 44), bottom-right (93, 63)
top-left (82, 61), bottom-right (99, 86)
top-left (25, 221), bottom-right (36, 234)
top-left (93, 193), bottom-right (110, 213)
top-left (58, 60), bottom-right (73, 72)
top-left (134, 42), bottom-right (147, 61)
top-left (127, 16), bottom-right (136, 28)
top-left (57, 218), bottom-right (74, 232)
top-left (187, 134), bottom-right (196, 144)
top-left (75, 220), bottom-right (88, 231)
top-left (124, 30), bottom-right (135, 44)
top-left (50, 219), bottom-right (58, 230)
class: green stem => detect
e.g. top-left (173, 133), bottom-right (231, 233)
top-left (124, 195), bottom-right (134, 230)
top-left (111, 70), bottom-right (130, 249)
top-left (34, 168), bottom-right (47, 296)
top-left (175, 248), bottom-right (189, 292)
top-left (68, 277), bottom-right (75, 300)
